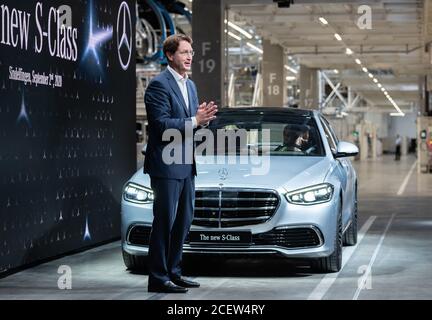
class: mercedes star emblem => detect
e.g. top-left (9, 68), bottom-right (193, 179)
top-left (218, 168), bottom-right (228, 180)
top-left (116, 2), bottom-right (132, 71)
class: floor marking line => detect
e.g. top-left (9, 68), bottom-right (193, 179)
top-left (397, 160), bottom-right (417, 196)
top-left (307, 215), bottom-right (376, 300)
top-left (353, 213), bottom-right (395, 300)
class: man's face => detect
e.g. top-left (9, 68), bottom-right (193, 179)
top-left (297, 131), bottom-right (309, 146)
top-left (167, 40), bottom-right (193, 75)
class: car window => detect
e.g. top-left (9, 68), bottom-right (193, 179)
top-left (319, 117), bottom-right (337, 154)
top-left (197, 111), bottom-right (326, 157)
top-left (321, 116), bottom-right (339, 145)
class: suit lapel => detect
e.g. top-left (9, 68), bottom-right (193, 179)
top-left (164, 70), bottom-right (190, 117)
top-left (186, 80), bottom-right (197, 116)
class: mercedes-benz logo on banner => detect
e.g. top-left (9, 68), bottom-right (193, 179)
top-left (117, 1), bottom-right (132, 70)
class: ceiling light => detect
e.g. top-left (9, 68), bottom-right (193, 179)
top-left (227, 31), bottom-right (241, 41)
top-left (378, 83), bottom-right (382, 88)
top-left (362, 67), bottom-right (368, 73)
top-left (334, 33), bottom-right (342, 41)
top-left (333, 69), bottom-right (339, 74)
top-left (345, 48), bottom-right (353, 55)
top-left (373, 78), bottom-right (378, 83)
top-left (368, 73), bottom-right (373, 78)
top-left (284, 65), bottom-right (298, 74)
top-left (355, 59), bottom-right (361, 65)
top-left (246, 42), bottom-right (263, 54)
top-left (381, 88), bottom-right (385, 92)
top-left (227, 21), bottom-right (253, 39)
top-left (319, 17), bottom-right (328, 25)
top-left (390, 112), bottom-right (405, 117)
top-left (393, 107), bottom-right (403, 114)
top-left (286, 76), bottom-right (296, 81)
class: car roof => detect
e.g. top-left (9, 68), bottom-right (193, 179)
top-left (217, 107), bottom-right (315, 117)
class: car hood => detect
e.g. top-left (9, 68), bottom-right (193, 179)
top-left (195, 155), bottom-right (332, 193)
top-left (128, 156), bottom-right (333, 194)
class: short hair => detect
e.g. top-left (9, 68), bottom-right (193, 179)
top-left (163, 34), bottom-right (193, 58)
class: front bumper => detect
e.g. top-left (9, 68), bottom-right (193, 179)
top-left (121, 190), bottom-right (339, 259)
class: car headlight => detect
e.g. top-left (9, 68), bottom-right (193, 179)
top-left (285, 183), bottom-right (334, 205)
top-left (123, 183), bottom-right (154, 204)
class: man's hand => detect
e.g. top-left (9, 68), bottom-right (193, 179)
top-left (196, 101), bottom-right (218, 126)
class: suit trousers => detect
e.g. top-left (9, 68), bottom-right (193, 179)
top-left (148, 175), bottom-right (195, 285)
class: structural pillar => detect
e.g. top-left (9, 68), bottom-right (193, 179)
top-left (299, 65), bottom-right (319, 109)
top-left (262, 40), bottom-right (285, 107)
top-left (192, 0), bottom-right (226, 107)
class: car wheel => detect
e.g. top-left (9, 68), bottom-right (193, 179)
top-left (312, 202), bottom-right (343, 273)
top-left (343, 188), bottom-right (358, 246)
top-left (122, 249), bottom-right (148, 270)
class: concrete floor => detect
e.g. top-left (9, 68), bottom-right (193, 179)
top-left (1, 154), bottom-right (432, 300)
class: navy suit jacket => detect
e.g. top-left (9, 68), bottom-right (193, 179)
top-left (144, 69), bottom-right (198, 179)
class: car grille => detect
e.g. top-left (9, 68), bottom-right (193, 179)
top-left (128, 225), bottom-right (151, 246)
top-left (252, 227), bottom-right (322, 248)
top-left (193, 188), bottom-right (280, 228)
top-left (128, 225), bottom-right (322, 249)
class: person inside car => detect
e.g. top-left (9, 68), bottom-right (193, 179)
top-left (275, 125), bottom-right (310, 152)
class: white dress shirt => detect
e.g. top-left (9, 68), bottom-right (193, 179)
top-left (167, 65), bottom-right (197, 128)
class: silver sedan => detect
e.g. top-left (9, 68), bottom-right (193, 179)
top-left (121, 107), bottom-right (359, 273)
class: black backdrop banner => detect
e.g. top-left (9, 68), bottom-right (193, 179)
top-left (0, 0), bottom-right (136, 274)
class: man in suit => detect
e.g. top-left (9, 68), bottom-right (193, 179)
top-left (144, 34), bottom-right (218, 293)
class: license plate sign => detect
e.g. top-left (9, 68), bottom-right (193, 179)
top-left (189, 231), bottom-right (251, 245)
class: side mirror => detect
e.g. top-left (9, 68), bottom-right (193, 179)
top-left (334, 141), bottom-right (358, 158)
top-left (141, 144), bottom-right (147, 156)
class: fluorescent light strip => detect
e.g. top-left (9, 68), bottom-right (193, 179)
top-left (392, 104), bottom-right (404, 114)
top-left (246, 42), bottom-right (263, 54)
top-left (284, 65), bottom-right (298, 74)
top-left (382, 90), bottom-right (403, 115)
top-left (227, 21), bottom-right (253, 39)
top-left (319, 17), bottom-right (328, 25)
top-left (321, 15), bottom-right (402, 115)
top-left (227, 31), bottom-right (241, 41)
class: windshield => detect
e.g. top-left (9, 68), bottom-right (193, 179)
top-left (196, 111), bottom-right (325, 157)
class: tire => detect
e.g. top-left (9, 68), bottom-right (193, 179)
top-left (312, 202), bottom-right (343, 273)
top-left (122, 249), bottom-right (148, 271)
top-left (343, 188), bottom-right (358, 246)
